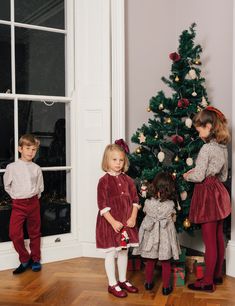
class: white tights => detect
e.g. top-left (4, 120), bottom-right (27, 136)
top-left (105, 249), bottom-right (128, 286)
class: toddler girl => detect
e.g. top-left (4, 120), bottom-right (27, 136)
top-left (133, 172), bottom-right (181, 295)
top-left (96, 140), bottom-right (140, 298)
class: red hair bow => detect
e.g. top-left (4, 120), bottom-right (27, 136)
top-left (205, 106), bottom-right (226, 122)
top-left (115, 139), bottom-right (130, 154)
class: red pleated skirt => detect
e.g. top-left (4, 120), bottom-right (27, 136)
top-left (189, 176), bottom-right (231, 224)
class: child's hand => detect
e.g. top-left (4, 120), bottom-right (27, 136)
top-left (183, 169), bottom-right (194, 180)
top-left (126, 217), bottom-right (136, 228)
top-left (111, 220), bottom-right (123, 233)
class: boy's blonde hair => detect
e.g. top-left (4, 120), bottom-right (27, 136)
top-left (18, 134), bottom-right (40, 148)
top-left (102, 144), bottom-right (129, 172)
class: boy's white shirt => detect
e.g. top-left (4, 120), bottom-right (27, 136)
top-left (3, 159), bottom-right (44, 199)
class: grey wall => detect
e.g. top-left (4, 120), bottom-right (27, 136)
top-left (125, 0), bottom-right (233, 151)
top-left (125, 0), bottom-right (233, 251)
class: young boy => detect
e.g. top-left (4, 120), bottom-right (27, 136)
top-left (3, 134), bottom-right (44, 274)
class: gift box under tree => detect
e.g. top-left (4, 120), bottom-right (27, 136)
top-left (171, 264), bottom-right (186, 287)
top-left (194, 260), bottom-right (205, 279)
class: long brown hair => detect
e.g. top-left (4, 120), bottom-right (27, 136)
top-left (193, 107), bottom-right (230, 144)
top-left (150, 172), bottom-right (177, 202)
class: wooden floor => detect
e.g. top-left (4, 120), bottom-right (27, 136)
top-left (0, 257), bottom-right (235, 306)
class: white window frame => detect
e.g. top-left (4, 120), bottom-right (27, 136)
top-left (0, 0), bottom-right (77, 261)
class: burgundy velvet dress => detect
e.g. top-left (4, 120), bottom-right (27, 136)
top-left (189, 176), bottom-right (231, 224)
top-left (96, 173), bottom-right (139, 251)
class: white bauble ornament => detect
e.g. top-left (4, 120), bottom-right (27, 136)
top-left (192, 91), bottom-right (197, 97)
top-left (188, 69), bottom-right (197, 80)
top-left (201, 96), bottom-right (208, 107)
top-left (180, 191), bottom-right (188, 201)
top-left (157, 151), bottom-right (165, 162)
top-left (185, 118), bottom-right (192, 128)
top-left (186, 157), bottom-right (193, 166)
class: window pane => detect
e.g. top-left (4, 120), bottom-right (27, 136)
top-left (0, 100), bottom-right (14, 169)
top-left (41, 170), bottom-right (71, 237)
top-left (0, 0), bottom-right (10, 21)
top-left (15, 28), bottom-right (65, 96)
top-left (15, 0), bottom-right (65, 29)
top-left (0, 25), bottom-right (11, 93)
top-left (0, 170), bottom-right (71, 242)
top-left (0, 173), bottom-right (11, 242)
top-left (18, 100), bottom-right (69, 167)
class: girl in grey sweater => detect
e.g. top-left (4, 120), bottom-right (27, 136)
top-left (183, 106), bottom-right (231, 292)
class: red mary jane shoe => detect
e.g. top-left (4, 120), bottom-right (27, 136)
top-left (108, 284), bottom-right (127, 298)
top-left (118, 280), bottom-right (139, 293)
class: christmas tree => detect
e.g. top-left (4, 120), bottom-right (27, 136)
top-left (128, 23), bottom-right (209, 233)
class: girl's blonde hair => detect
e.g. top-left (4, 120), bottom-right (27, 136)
top-left (193, 107), bottom-right (231, 144)
top-left (18, 134), bottom-right (40, 148)
top-left (102, 144), bottom-right (129, 172)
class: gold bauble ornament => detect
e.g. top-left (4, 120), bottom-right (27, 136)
top-left (175, 76), bottom-right (180, 82)
top-left (159, 103), bottom-right (164, 110)
top-left (147, 107), bottom-right (151, 112)
top-left (165, 117), bottom-right (172, 124)
top-left (183, 218), bottom-right (191, 228)
top-left (136, 147), bottom-right (141, 154)
top-left (194, 59), bottom-right (201, 65)
top-left (174, 155), bottom-right (179, 162)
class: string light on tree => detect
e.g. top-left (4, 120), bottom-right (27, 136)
top-left (159, 103), bottom-right (164, 110)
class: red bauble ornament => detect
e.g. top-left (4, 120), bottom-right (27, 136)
top-left (177, 98), bottom-right (190, 108)
top-left (172, 135), bottom-right (184, 144)
top-left (169, 52), bottom-right (181, 62)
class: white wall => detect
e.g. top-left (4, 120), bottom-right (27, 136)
top-left (125, 0), bottom-right (233, 253)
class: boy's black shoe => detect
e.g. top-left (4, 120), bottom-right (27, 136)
top-left (162, 286), bottom-right (173, 295)
top-left (13, 259), bottom-right (33, 275)
top-left (144, 282), bottom-right (154, 290)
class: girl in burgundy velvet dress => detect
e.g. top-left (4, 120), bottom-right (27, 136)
top-left (183, 106), bottom-right (231, 292)
top-left (96, 140), bottom-right (140, 298)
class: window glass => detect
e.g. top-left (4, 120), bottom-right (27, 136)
top-left (0, 170), bottom-right (71, 241)
top-left (0, 25), bottom-right (11, 93)
top-left (15, 0), bottom-right (65, 29)
top-left (18, 100), bottom-right (67, 167)
top-left (15, 28), bottom-right (65, 96)
top-left (0, 100), bottom-right (14, 169)
top-left (0, 173), bottom-right (11, 242)
top-left (0, 0), bottom-right (10, 21)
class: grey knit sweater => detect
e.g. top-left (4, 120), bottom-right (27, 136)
top-left (186, 140), bottom-right (228, 183)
